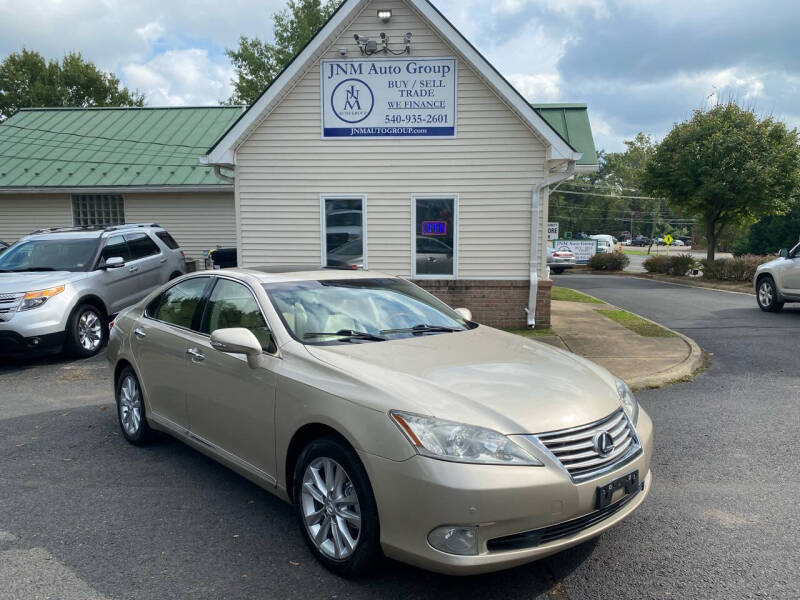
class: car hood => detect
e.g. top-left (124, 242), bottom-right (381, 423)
top-left (305, 326), bottom-right (623, 434)
top-left (0, 271), bottom-right (86, 294)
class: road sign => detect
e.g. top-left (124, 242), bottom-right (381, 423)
top-left (547, 222), bottom-right (559, 241)
top-left (664, 234), bottom-right (674, 246)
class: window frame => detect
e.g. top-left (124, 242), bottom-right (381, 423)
top-left (411, 194), bottom-right (459, 279)
top-left (319, 194), bottom-right (368, 270)
top-left (124, 232), bottom-right (162, 261)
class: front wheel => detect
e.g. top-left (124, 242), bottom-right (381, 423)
top-left (293, 437), bottom-right (381, 577)
top-left (66, 304), bottom-right (106, 357)
top-left (757, 276), bottom-right (783, 312)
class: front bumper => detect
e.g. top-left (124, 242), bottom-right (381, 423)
top-left (0, 288), bottom-right (74, 348)
top-left (360, 408), bottom-right (653, 575)
top-left (0, 330), bottom-right (65, 356)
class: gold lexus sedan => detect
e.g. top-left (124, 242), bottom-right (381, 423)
top-left (107, 268), bottom-right (652, 577)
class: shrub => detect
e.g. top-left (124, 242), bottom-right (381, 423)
top-left (643, 254), bottom-right (698, 276)
top-left (588, 251), bottom-right (629, 271)
top-left (700, 255), bottom-right (770, 281)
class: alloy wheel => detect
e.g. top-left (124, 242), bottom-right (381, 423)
top-left (301, 457), bottom-right (362, 560)
top-left (78, 310), bottom-right (103, 351)
top-left (758, 281), bottom-right (773, 307)
top-left (119, 375), bottom-right (142, 436)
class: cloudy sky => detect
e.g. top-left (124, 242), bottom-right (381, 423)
top-left (1, 0), bottom-right (798, 151)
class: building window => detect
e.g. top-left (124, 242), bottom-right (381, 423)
top-left (72, 194), bottom-right (125, 227)
top-left (413, 197), bottom-right (457, 277)
top-left (321, 196), bottom-right (366, 269)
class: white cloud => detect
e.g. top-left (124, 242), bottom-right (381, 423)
top-left (136, 21), bottom-right (165, 45)
top-left (508, 73), bottom-right (562, 101)
top-left (122, 49), bottom-right (233, 106)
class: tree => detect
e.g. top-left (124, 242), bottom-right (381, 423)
top-left (226, 0), bottom-right (342, 105)
top-left (550, 133), bottom-right (663, 237)
top-left (643, 102), bottom-right (800, 261)
top-left (732, 208), bottom-right (800, 256)
top-left (0, 49), bottom-right (144, 121)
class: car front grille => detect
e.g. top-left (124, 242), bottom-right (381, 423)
top-left (530, 409), bottom-right (641, 482)
top-left (486, 487), bottom-right (641, 552)
top-left (0, 293), bottom-right (23, 321)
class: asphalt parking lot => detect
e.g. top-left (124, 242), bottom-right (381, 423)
top-left (1, 275), bottom-right (798, 599)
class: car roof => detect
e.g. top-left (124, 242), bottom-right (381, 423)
top-left (208, 266), bottom-right (399, 284)
top-left (22, 223), bottom-right (164, 240)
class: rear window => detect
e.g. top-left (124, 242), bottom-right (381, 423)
top-left (156, 231), bottom-right (180, 250)
top-left (126, 233), bottom-right (160, 260)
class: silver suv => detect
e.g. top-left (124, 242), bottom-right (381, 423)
top-left (754, 240), bottom-right (800, 312)
top-left (0, 224), bottom-right (186, 358)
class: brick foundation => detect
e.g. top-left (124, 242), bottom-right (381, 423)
top-left (415, 279), bottom-right (552, 330)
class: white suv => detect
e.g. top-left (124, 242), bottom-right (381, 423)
top-left (0, 224), bottom-right (186, 358)
top-left (754, 241), bottom-right (800, 312)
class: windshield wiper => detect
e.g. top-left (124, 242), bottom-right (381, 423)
top-left (304, 330), bottom-right (387, 342)
top-left (380, 324), bottom-right (464, 335)
top-left (10, 267), bottom-right (57, 272)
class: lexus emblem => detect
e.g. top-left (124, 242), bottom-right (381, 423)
top-left (593, 431), bottom-right (615, 456)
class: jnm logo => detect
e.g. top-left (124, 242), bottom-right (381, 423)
top-left (343, 85), bottom-right (362, 111)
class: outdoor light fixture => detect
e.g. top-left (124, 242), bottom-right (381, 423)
top-left (378, 9), bottom-right (392, 23)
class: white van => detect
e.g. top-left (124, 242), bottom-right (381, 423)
top-left (590, 234), bottom-right (620, 254)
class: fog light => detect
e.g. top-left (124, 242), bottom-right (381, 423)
top-left (428, 526), bottom-right (478, 556)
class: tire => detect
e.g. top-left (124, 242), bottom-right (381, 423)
top-left (115, 366), bottom-right (153, 445)
top-left (293, 436), bottom-right (381, 577)
top-left (168, 271), bottom-right (182, 281)
top-left (756, 276), bottom-right (784, 312)
top-left (552, 267), bottom-right (564, 275)
top-left (66, 303), bottom-right (107, 358)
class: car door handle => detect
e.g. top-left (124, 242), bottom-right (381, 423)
top-left (159, 258), bottom-right (167, 264)
top-left (186, 348), bottom-right (205, 362)
top-left (133, 328), bottom-right (146, 339)
top-left (129, 266), bottom-right (139, 273)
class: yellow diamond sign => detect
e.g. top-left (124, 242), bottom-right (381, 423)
top-left (664, 234), bottom-right (674, 246)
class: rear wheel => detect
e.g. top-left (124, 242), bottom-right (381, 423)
top-left (116, 366), bottom-right (153, 445)
top-left (293, 437), bottom-right (381, 577)
top-left (757, 276), bottom-right (783, 312)
top-left (552, 267), bottom-right (564, 275)
top-left (66, 304), bottom-right (106, 357)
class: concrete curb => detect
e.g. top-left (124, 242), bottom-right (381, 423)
top-left (554, 288), bottom-right (706, 391)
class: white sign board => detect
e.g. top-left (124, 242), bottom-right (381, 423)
top-left (321, 57), bottom-right (457, 138)
top-left (547, 222), bottom-right (559, 241)
top-left (552, 239), bottom-right (598, 264)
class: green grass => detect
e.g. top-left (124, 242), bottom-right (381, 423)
top-left (506, 328), bottom-right (557, 338)
top-left (551, 286), bottom-right (604, 304)
top-left (595, 309), bottom-right (678, 338)
top-left (621, 248), bottom-right (650, 256)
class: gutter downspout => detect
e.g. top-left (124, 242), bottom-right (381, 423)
top-left (213, 165), bottom-right (235, 184)
top-left (526, 161), bottom-right (576, 328)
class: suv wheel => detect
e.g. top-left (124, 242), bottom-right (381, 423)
top-left (293, 437), bottom-right (381, 577)
top-left (115, 366), bottom-right (153, 445)
top-left (757, 276), bottom-right (783, 312)
top-left (66, 304), bottom-right (107, 357)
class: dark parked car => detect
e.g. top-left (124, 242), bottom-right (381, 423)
top-left (631, 236), bottom-right (650, 247)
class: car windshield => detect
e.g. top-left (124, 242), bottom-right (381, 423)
top-left (264, 278), bottom-right (470, 344)
top-left (0, 238), bottom-right (99, 272)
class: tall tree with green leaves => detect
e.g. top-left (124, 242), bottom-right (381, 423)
top-left (0, 49), bottom-right (144, 121)
top-left (643, 102), bottom-right (800, 261)
top-left (226, 0), bottom-right (342, 105)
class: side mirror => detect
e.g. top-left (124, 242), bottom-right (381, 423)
top-left (779, 248), bottom-right (789, 259)
top-left (104, 256), bottom-right (125, 269)
top-left (211, 327), bottom-right (266, 369)
top-left (454, 307), bottom-right (472, 322)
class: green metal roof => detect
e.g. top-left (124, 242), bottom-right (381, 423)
top-left (531, 103), bottom-right (598, 167)
top-left (0, 106), bottom-right (243, 189)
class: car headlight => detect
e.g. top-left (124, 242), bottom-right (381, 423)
top-left (19, 285), bottom-right (65, 311)
top-left (616, 378), bottom-right (639, 425)
top-left (390, 411), bottom-right (543, 466)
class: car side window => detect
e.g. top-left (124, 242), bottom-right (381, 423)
top-left (147, 277), bottom-right (209, 330)
top-left (101, 235), bottom-right (131, 262)
top-left (156, 230), bottom-right (180, 249)
top-left (201, 279), bottom-right (275, 353)
top-left (126, 232), bottom-right (161, 260)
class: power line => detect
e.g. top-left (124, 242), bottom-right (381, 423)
top-left (0, 152), bottom-right (212, 169)
top-left (0, 133), bottom-right (202, 161)
top-left (553, 189), bottom-right (666, 201)
top-left (0, 122), bottom-right (211, 151)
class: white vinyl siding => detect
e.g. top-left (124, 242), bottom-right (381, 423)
top-left (0, 194), bottom-right (72, 242)
top-left (236, 0), bottom-right (546, 279)
top-left (118, 192), bottom-right (236, 260)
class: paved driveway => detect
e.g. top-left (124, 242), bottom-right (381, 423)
top-left (1, 277), bottom-right (798, 599)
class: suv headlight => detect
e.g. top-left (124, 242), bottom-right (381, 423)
top-left (19, 285), bottom-right (65, 311)
top-left (391, 411), bottom-right (543, 466)
top-left (616, 378), bottom-right (639, 425)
